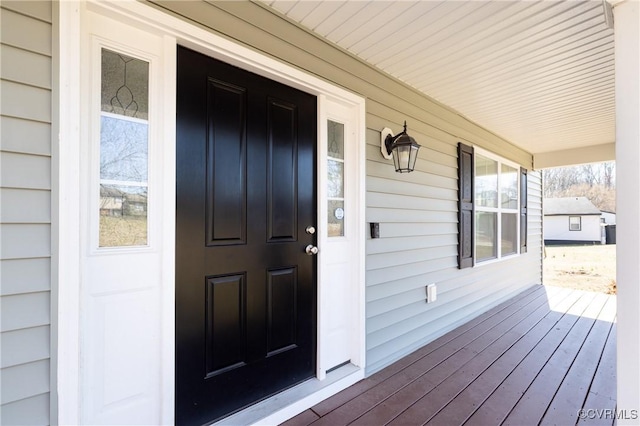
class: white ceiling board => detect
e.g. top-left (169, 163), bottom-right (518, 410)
top-left (260, 0), bottom-right (615, 158)
top-left (345, 2), bottom-right (435, 54)
top-left (299, 1), bottom-right (345, 30)
top-left (284, 1), bottom-right (323, 22)
top-left (314, 1), bottom-right (370, 37)
top-left (325, 2), bottom-right (396, 44)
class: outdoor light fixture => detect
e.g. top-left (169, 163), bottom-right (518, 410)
top-left (380, 121), bottom-right (421, 173)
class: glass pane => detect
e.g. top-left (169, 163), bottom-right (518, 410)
top-left (501, 213), bottom-right (518, 256)
top-left (100, 115), bottom-right (148, 182)
top-left (328, 159), bottom-right (344, 198)
top-left (476, 211), bottom-right (497, 261)
top-left (100, 49), bottom-right (149, 248)
top-left (327, 120), bottom-right (344, 159)
top-left (475, 154), bottom-right (498, 208)
top-left (570, 216), bottom-right (581, 231)
top-left (99, 185), bottom-right (148, 247)
top-left (101, 49), bottom-right (149, 119)
top-left (328, 200), bottom-right (345, 237)
top-left (501, 164), bottom-right (518, 209)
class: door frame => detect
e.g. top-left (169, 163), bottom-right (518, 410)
top-left (56, 1), bottom-right (366, 424)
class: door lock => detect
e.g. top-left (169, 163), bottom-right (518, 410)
top-left (305, 245), bottom-right (319, 255)
top-left (305, 226), bottom-right (316, 235)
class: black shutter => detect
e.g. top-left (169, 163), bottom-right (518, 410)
top-left (458, 143), bottom-right (474, 269)
top-left (520, 167), bottom-right (528, 253)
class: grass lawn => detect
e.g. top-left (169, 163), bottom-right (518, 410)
top-left (544, 244), bottom-right (616, 294)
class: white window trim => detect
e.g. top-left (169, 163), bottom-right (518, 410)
top-left (91, 38), bottom-right (156, 254)
top-left (56, 1), bottom-right (366, 425)
top-left (473, 147), bottom-right (521, 266)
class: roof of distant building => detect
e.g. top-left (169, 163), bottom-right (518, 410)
top-left (544, 197), bottom-right (602, 216)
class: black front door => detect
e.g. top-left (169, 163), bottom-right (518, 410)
top-left (176, 46), bottom-right (317, 425)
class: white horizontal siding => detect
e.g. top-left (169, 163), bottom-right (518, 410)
top-left (528, 172), bottom-right (544, 256)
top-left (0, 393), bottom-right (50, 426)
top-left (0, 44), bottom-right (52, 89)
top-left (0, 359), bottom-right (49, 405)
top-left (1, 116), bottom-right (51, 155)
top-left (364, 158), bottom-right (543, 373)
top-left (0, 292), bottom-right (51, 333)
top-left (544, 215), bottom-right (602, 242)
top-left (0, 188), bottom-right (51, 223)
top-left (1, 326), bottom-right (50, 368)
top-left (0, 152), bottom-right (51, 190)
top-left (0, 224), bottom-right (51, 260)
top-left (0, 2), bottom-right (52, 424)
top-left (0, 1), bottom-right (52, 23)
top-left (0, 258), bottom-right (51, 296)
top-left (0, 80), bottom-right (51, 123)
top-left (0, 7), bottom-right (52, 56)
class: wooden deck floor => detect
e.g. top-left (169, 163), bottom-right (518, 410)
top-left (284, 285), bottom-right (617, 426)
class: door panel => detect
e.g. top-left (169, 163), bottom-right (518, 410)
top-left (267, 99), bottom-right (298, 241)
top-left (176, 46), bottom-right (317, 425)
top-left (266, 267), bottom-right (298, 355)
top-left (206, 79), bottom-right (247, 246)
top-left (205, 273), bottom-right (246, 377)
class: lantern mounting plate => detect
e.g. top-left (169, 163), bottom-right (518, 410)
top-left (380, 127), bottom-right (394, 160)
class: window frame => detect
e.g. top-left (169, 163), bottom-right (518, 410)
top-left (569, 216), bottom-right (582, 231)
top-left (90, 38), bottom-right (159, 254)
top-left (473, 147), bottom-right (521, 265)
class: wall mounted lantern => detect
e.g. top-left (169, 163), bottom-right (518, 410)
top-left (380, 121), bottom-right (421, 173)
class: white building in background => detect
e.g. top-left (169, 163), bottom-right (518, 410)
top-left (544, 197), bottom-right (603, 245)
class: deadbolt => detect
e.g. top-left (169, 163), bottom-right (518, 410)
top-left (305, 226), bottom-right (316, 235)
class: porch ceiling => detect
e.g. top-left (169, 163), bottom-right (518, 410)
top-left (260, 0), bottom-right (615, 167)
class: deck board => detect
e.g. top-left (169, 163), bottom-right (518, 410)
top-left (463, 290), bottom-right (597, 425)
top-left (303, 285), bottom-right (548, 426)
top-left (310, 286), bottom-right (556, 426)
top-left (541, 296), bottom-right (616, 425)
top-left (280, 286), bottom-right (616, 426)
top-left (503, 293), bottom-right (609, 425)
top-left (579, 324), bottom-right (617, 426)
top-left (427, 288), bottom-right (587, 425)
top-left (305, 286), bottom-right (538, 418)
top-left (361, 288), bottom-right (572, 426)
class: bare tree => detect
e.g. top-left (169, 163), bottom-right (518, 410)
top-left (543, 161), bottom-right (616, 212)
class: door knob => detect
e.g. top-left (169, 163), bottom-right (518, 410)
top-left (305, 245), bottom-right (319, 255)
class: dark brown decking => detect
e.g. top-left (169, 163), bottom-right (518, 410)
top-left (284, 285), bottom-right (617, 426)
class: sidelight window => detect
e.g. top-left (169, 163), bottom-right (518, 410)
top-left (327, 120), bottom-right (345, 237)
top-left (99, 49), bottom-right (149, 247)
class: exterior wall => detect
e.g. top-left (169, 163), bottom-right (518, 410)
top-left (544, 215), bottom-right (602, 243)
top-left (0, 1), bottom-right (545, 423)
top-left (602, 211), bottom-right (616, 224)
top-left (0, 1), bottom-right (52, 425)
top-left (148, 1), bottom-right (543, 375)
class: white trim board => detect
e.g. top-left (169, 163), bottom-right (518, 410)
top-left (57, 1), bottom-right (366, 424)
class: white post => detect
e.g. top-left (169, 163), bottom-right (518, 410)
top-left (54, 1), bottom-right (82, 424)
top-left (615, 0), bottom-right (640, 423)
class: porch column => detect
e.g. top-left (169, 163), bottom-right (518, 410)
top-left (615, 0), bottom-right (640, 422)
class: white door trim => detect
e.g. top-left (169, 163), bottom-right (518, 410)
top-left (56, 1), bottom-right (366, 424)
